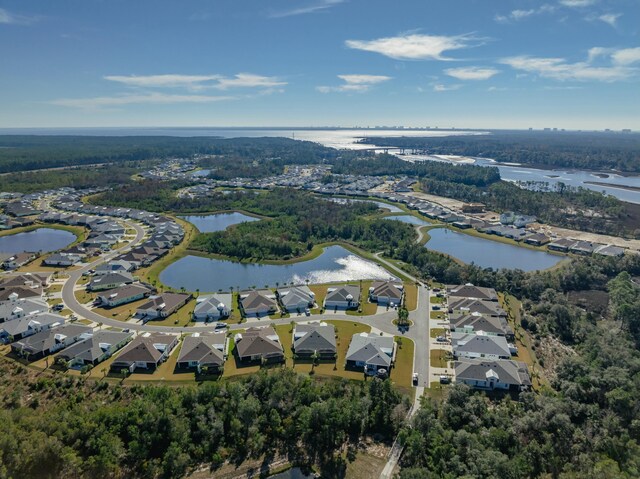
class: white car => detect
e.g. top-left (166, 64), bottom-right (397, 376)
top-left (412, 372), bottom-right (419, 385)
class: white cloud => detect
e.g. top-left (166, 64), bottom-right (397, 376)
top-left (104, 73), bottom-right (286, 91)
top-left (495, 4), bottom-right (556, 23)
top-left (433, 84), bottom-right (461, 92)
top-left (317, 74), bottom-right (392, 93)
top-left (598, 13), bottom-right (621, 27)
top-left (0, 7), bottom-right (37, 25)
top-left (345, 33), bottom-right (477, 61)
top-left (611, 47), bottom-right (640, 66)
top-left (50, 93), bottom-right (234, 109)
top-left (501, 47), bottom-right (639, 82)
top-left (560, 0), bottom-right (597, 7)
top-left (270, 0), bottom-right (344, 18)
top-left (445, 67), bottom-right (499, 80)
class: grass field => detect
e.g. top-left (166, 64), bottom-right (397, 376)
top-left (145, 298), bottom-right (198, 327)
top-left (430, 296), bottom-right (445, 304)
top-left (430, 328), bottom-right (446, 338)
top-left (392, 336), bottom-right (414, 397)
top-left (74, 289), bottom-right (97, 304)
top-left (404, 283), bottom-right (418, 311)
top-left (430, 311), bottom-right (446, 320)
top-left (430, 349), bottom-right (450, 369)
top-left (94, 298), bottom-right (149, 322)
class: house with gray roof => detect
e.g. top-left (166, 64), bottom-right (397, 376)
top-left (43, 252), bottom-right (82, 267)
top-left (324, 285), bottom-right (360, 310)
top-left (136, 292), bottom-right (191, 319)
top-left (239, 290), bottom-right (278, 318)
top-left (449, 312), bottom-right (515, 341)
top-left (595, 245), bottom-right (626, 257)
top-left (0, 296), bottom-right (48, 323)
top-left (176, 332), bottom-right (227, 372)
top-left (97, 284), bottom-right (152, 308)
top-left (94, 260), bottom-right (135, 276)
top-left (447, 284), bottom-right (498, 302)
top-left (11, 324), bottom-right (92, 360)
top-left (110, 332), bottom-right (178, 373)
top-left (234, 326), bottom-right (284, 363)
top-left (0, 312), bottom-right (65, 342)
top-left (345, 332), bottom-right (395, 373)
top-left (278, 286), bottom-right (314, 313)
top-left (293, 322), bottom-right (336, 359)
top-left (2, 252), bottom-right (36, 270)
top-left (448, 298), bottom-right (507, 318)
top-left (192, 294), bottom-right (231, 322)
top-left (369, 281), bottom-right (403, 307)
top-left (452, 332), bottom-right (512, 361)
top-left (88, 272), bottom-right (135, 291)
top-left (455, 359), bottom-right (531, 392)
top-left (55, 330), bottom-right (133, 367)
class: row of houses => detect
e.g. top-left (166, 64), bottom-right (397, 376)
top-left (444, 284), bottom-right (532, 393)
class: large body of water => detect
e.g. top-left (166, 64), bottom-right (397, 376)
top-left (0, 228), bottom-right (76, 254)
top-left (425, 228), bottom-right (564, 271)
top-left (159, 245), bottom-right (396, 292)
top-left (180, 212), bottom-right (259, 233)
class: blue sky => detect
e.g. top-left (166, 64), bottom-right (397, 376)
top-left (0, 0), bottom-right (639, 129)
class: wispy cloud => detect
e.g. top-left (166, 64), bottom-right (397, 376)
top-left (0, 7), bottom-right (38, 25)
top-left (317, 74), bottom-right (392, 93)
top-left (445, 67), bottom-right (499, 80)
top-left (433, 84), bottom-right (461, 92)
top-left (50, 93), bottom-right (234, 109)
top-left (270, 0), bottom-right (345, 18)
top-left (495, 4), bottom-right (556, 23)
top-left (345, 33), bottom-right (479, 61)
top-left (597, 13), bottom-right (621, 27)
top-left (104, 73), bottom-right (286, 91)
top-left (501, 47), bottom-right (640, 82)
top-left (560, 0), bottom-right (597, 7)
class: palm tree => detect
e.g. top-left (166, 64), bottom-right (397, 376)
top-left (311, 350), bottom-right (320, 373)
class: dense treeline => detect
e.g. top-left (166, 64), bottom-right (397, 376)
top-left (360, 131), bottom-right (640, 173)
top-left (0, 165), bottom-right (138, 193)
top-left (397, 252), bottom-right (640, 478)
top-left (0, 136), bottom-right (337, 175)
top-left (189, 190), bottom-right (416, 260)
top-left (0, 367), bottom-right (407, 478)
top-left (331, 154), bottom-right (500, 187)
top-left (420, 177), bottom-right (638, 237)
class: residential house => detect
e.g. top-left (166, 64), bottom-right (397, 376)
top-left (2, 252), bottom-right (36, 270)
top-left (0, 312), bottom-right (65, 342)
top-left (448, 298), bottom-right (507, 318)
top-left (136, 292), bottom-right (191, 319)
top-left (176, 332), bottom-right (227, 372)
top-left (569, 240), bottom-right (597, 255)
top-left (324, 285), bottom-right (360, 310)
top-left (0, 286), bottom-right (42, 302)
top-left (451, 333), bottom-right (512, 360)
top-left (369, 281), bottom-right (403, 307)
top-left (192, 294), bottom-right (231, 322)
top-left (0, 273), bottom-right (48, 291)
top-left (234, 326), bottom-right (284, 363)
top-left (55, 330), bottom-right (133, 367)
top-left (524, 233), bottom-right (551, 246)
top-left (449, 312), bottom-right (515, 341)
top-left (0, 296), bottom-right (48, 322)
top-left (454, 359), bottom-right (531, 392)
top-left (345, 332), bottom-right (395, 373)
top-left (97, 284), bottom-right (152, 308)
top-left (110, 332), bottom-right (179, 372)
top-left (547, 238), bottom-right (576, 253)
top-left (278, 286), bottom-right (314, 313)
top-left (11, 324), bottom-right (92, 360)
top-left (447, 284), bottom-right (499, 302)
top-left (239, 290), bottom-right (278, 318)
top-left (594, 245), bottom-right (626, 257)
top-left (292, 322), bottom-right (336, 359)
top-left (88, 272), bottom-right (135, 291)
top-left (94, 259), bottom-right (135, 276)
top-left (43, 252), bottom-right (82, 267)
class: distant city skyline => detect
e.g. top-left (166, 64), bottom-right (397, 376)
top-left (0, 0), bottom-right (639, 129)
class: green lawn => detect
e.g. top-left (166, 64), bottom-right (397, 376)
top-left (430, 296), bottom-right (445, 304)
top-left (392, 336), bottom-right (415, 397)
top-left (430, 311), bottom-right (446, 320)
top-left (404, 283), bottom-right (418, 311)
top-left (94, 298), bottom-right (149, 322)
top-left (145, 298), bottom-right (198, 327)
top-left (430, 328), bottom-right (446, 338)
top-left (74, 289), bottom-right (97, 304)
top-left (430, 350), bottom-right (451, 369)
top-left (46, 284), bottom-right (63, 293)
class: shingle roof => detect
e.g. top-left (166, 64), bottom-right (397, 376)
top-left (455, 359), bottom-right (531, 387)
top-left (452, 333), bottom-right (511, 358)
top-left (346, 333), bottom-right (394, 367)
top-left (370, 281), bottom-right (403, 301)
top-left (235, 327), bottom-right (283, 358)
top-left (177, 333), bottom-right (226, 366)
top-left (447, 284), bottom-right (498, 301)
top-left (326, 285), bottom-right (360, 303)
top-left (56, 331), bottom-right (133, 363)
top-left (112, 332), bottom-right (176, 365)
top-left (293, 323), bottom-right (336, 354)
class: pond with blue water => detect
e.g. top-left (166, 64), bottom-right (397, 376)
top-left (0, 228), bottom-right (76, 254)
top-left (180, 212), bottom-right (259, 233)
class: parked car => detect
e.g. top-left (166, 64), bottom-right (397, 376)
top-left (53, 304), bottom-right (64, 311)
top-left (436, 336), bottom-right (447, 343)
top-left (304, 309), bottom-right (311, 316)
top-left (412, 372), bottom-right (419, 385)
top-left (432, 305), bottom-right (440, 311)
top-left (215, 322), bottom-right (228, 329)
top-left (439, 375), bottom-right (451, 384)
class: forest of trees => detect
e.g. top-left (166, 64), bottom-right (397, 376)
top-left (0, 367), bottom-right (407, 478)
top-left (359, 131), bottom-right (640, 173)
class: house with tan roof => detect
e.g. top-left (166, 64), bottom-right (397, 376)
top-left (177, 332), bottom-right (227, 372)
top-left (369, 281), bottom-right (403, 307)
top-left (234, 326), bottom-right (284, 363)
top-left (239, 290), bottom-right (278, 318)
top-left (110, 332), bottom-right (178, 373)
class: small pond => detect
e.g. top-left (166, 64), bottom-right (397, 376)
top-left (159, 245), bottom-right (396, 292)
top-left (425, 228), bottom-right (565, 271)
top-left (0, 228), bottom-right (76, 254)
top-left (384, 214), bottom-right (432, 226)
top-left (180, 212), bottom-right (259, 233)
